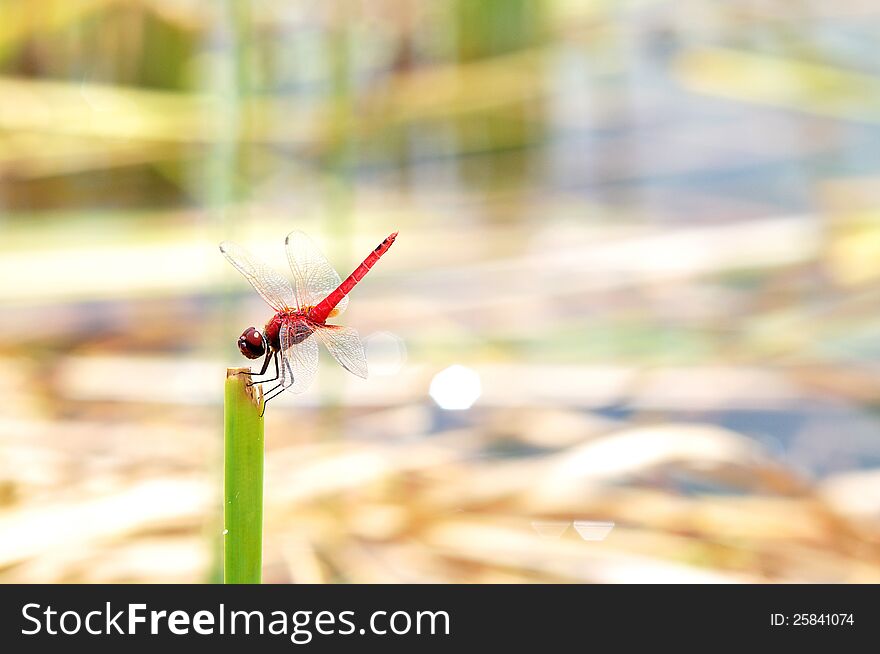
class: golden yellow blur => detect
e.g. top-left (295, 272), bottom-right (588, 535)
top-left (2, 0), bottom-right (880, 583)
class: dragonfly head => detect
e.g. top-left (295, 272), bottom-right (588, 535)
top-left (237, 327), bottom-right (267, 359)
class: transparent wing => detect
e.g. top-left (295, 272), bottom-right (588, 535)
top-left (219, 241), bottom-right (297, 311)
top-left (279, 321), bottom-right (320, 394)
top-left (315, 324), bottom-right (368, 379)
top-left (284, 231), bottom-right (348, 317)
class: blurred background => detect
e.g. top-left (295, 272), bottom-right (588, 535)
top-left (2, 0), bottom-right (880, 583)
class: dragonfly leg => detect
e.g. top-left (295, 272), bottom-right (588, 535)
top-left (257, 353), bottom-right (295, 416)
top-left (242, 349), bottom-right (273, 377)
top-left (246, 350), bottom-right (280, 387)
top-left (259, 381), bottom-right (289, 417)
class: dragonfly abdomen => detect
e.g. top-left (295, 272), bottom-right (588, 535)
top-left (309, 232), bottom-right (397, 323)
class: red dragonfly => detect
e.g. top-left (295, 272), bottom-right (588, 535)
top-left (220, 230), bottom-right (397, 412)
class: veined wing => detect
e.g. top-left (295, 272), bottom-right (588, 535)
top-left (280, 321), bottom-right (319, 394)
top-left (284, 231), bottom-right (348, 317)
top-left (219, 241), bottom-right (297, 311)
top-left (315, 324), bottom-right (368, 379)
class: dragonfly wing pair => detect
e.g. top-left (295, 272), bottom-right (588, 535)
top-left (218, 239), bottom-right (297, 312)
top-left (220, 231), bottom-right (368, 394)
top-left (278, 323), bottom-right (367, 393)
top-left (285, 231), bottom-right (349, 317)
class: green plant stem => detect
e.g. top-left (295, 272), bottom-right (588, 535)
top-left (224, 367), bottom-right (264, 584)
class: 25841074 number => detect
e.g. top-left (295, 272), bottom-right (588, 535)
top-left (770, 613), bottom-right (854, 626)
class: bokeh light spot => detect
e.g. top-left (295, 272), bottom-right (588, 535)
top-left (573, 521), bottom-right (615, 542)
top-left (364, 331), bottom-right (407, 376)
top-left (429, 365), bottom-right (482, 410)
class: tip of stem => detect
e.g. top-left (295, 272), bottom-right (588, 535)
top-left (227, 367), bottom-right (264, 409)
top-left (227, 367), bottom-right (250, 378)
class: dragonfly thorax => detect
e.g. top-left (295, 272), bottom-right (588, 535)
top-left (264, 310), bottom-right (314, 351)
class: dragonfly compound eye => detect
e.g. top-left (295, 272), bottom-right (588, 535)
top-left (238, 327), bottom-right (266, 359)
